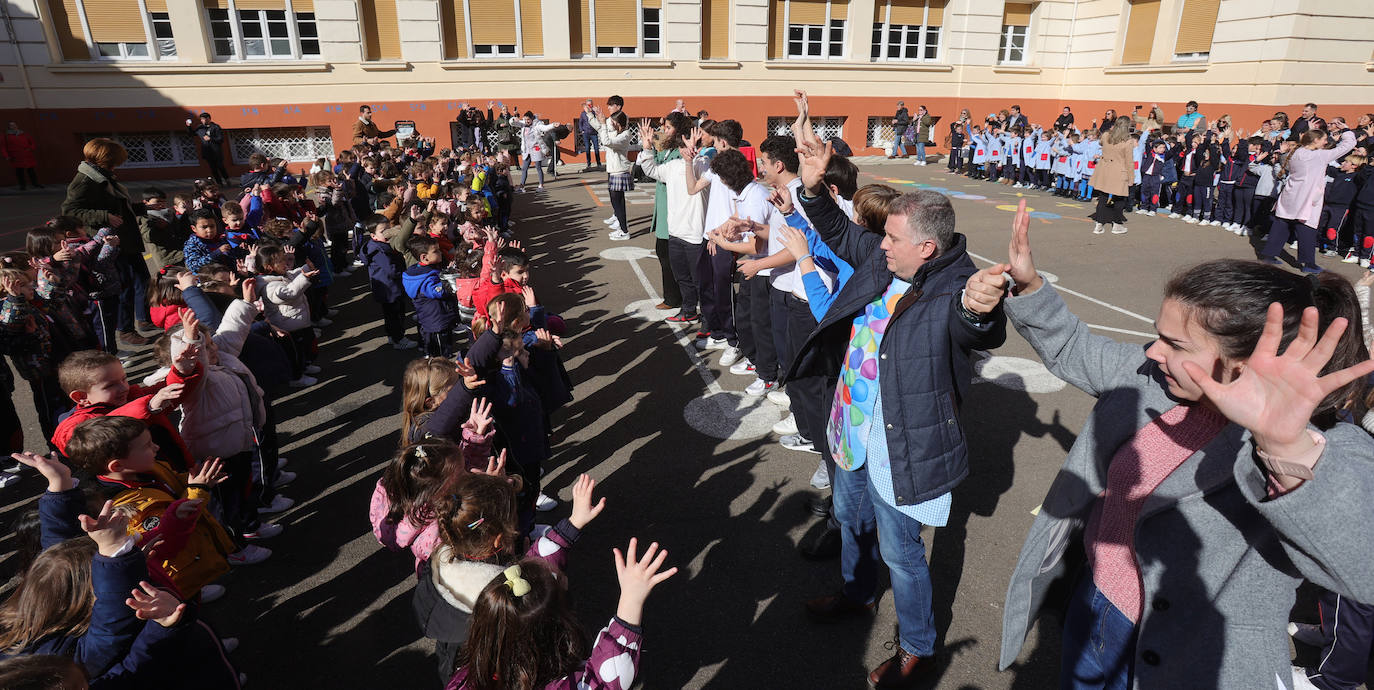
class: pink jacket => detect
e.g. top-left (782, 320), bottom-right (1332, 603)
top-left (1274, 130), bottom-right (1356, 228)
top-left (368, 426), bottom-right (494, 568)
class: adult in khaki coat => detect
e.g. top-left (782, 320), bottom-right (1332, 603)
top-left (351, 105), bottom-right (396, 146)
top-left (1088, 117), bottom-right (1136, 234)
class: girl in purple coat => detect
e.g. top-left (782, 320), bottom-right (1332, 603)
top-left (1260, 128), bottom-right (1357, 273)
top-left (446, 536), bottom-right (677, 690)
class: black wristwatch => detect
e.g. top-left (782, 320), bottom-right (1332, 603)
top-left (955, 289), bottom-right (990, 325)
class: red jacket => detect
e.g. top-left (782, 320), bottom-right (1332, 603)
top-left (52, 365), bottom-right (201, 471)
top-left (149, 304), bottom-right (183, 332)
top-left (472, 277), bottom-right (522, 320)
top-left (2, 131), bottom-right (37, 169)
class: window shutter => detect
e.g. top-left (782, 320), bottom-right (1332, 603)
top-left (570, 0), bottom-right (590, 54)
top-left (291, 0), bottom-right (314, 11)
top-left (469, 0), bottom-right (516, 45)
top-left (1003, 2), bottom-right (1032, 27)
top-left (1174, 0), bottom-right (1219, 54)
top-left (83, 0), bottom-right (148, 43)
top-left (788, 0), bottom-right (826, 24)
top-left (145, 0), bottom-right (168, 11)
top-left (769, 0), bottom-right (784, 58)
top-left (887, 0), bottom-right (923, 26)
top-left (926, 0), bottom-right (944, 26)
top-left (642, 0), bottom-right (660, 7)
top-left (235, 0), bottom-right (287, 10)
top-left (47, 0), bottom-right (89, 59)
top-left (1121, 0), bottom-right (1159, 64)
top-left (594, 0), bottom-right (636, 48)
top-left (360, 0), bottom-right (402, 59)
top-left (829, 0), bottom-right (849, 21)
top-left (441, 0), bottom-right (467, 57)
top-left (519, 0), bottom-right (542, 54)
top-left (702, 0), bottom-right (730, 59)
top-left (203, 0), bottom-right (230, 8)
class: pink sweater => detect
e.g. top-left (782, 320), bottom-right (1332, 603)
top-left (1084, 403), bottom-right (1227, 622)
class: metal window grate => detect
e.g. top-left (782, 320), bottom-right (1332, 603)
top-left (83, 131), bottom-right (201, 169)
top-left (868, 117), bottom-right (897, 149)
top-left (767, 116), bottom-right (845, 142)
top-left (229, 127), bottom-right (335, 164)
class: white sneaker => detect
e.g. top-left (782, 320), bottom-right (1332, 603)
top-left (289, 375), bottom-right (317, 388)
top-left (221, 637), bottom-right (240, 654)
top-left (1168, 212), bottom-right (1181, 219)
top-left (744, 378), bottom-right (772, 396)
top-left (729, 359), bottom-right (754, 376)
top-left (1343, 250), bottom-right (1359, 263)
top-left (228, 544), bottom-right (271, 566)
top-left (535, 492), bottom-right (558, 512)
top-left (391, 337), bottom-right (419, 350)
top-left (1145, 210), bottom-right (1156, 216)
top-left (303, 364), bottom-right (321, 375)
top-left (602, 216), bottom-right (618, 226)
top-left (200, 584), bottom-right (227, 603)
top-left (772, 413), bottom-right (798, 436)
top-left (696, 337), bottom-right (729, 352)
top-left (1363, 258), bottom-right (1371, 268)
top-left (608, 230), bottom-right (630, 241)
top-left (718, 346), bottom-right (742, 367)
top-left (1287, 241), bottom-right (1298, 249)
top-left (1012, 183), bottom-right (1023, 188)
top-left (1111, 224), bottom-right (1128, 234)
top-left (809, 459), bottom-right (831, 489)
top-left (312, 318), bottom-right (333, 327)
top-left (258, 495), bottom-right (295, 514)
top-left (1183, 215), bottom-right (1198, 224)
top-left (1133, 208), bottom-right (1146, 215)
top-left (1092, 222), bottom-right (1106, 234)
top-left (767, 389), bottom-right (791, 407)
top-left (1288, 621), bottom-right (1326, 648)
top-left (779, 433), bottom-right (818, 453)
top-left (243, 522), bottom-right (283, 540)
top-left (273, 470), bottom-right (297, 487)
top-left (1208, 219), bottom-right (1222, 226)
top-left (351, 259), bottom-right (365, 268)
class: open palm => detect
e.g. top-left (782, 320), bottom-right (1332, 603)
top-left (1180, 304), bottom-right (1374, 447)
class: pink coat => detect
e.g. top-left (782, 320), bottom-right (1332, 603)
top-left (1274, 130), bottom-right (1356, 228)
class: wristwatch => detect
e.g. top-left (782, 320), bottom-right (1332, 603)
top-left (955, 289), bottom-right (990, 325)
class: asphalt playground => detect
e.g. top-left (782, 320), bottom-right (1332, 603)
top-left (0, 159), bottom-right (1360, 688)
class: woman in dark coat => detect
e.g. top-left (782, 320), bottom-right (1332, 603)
top-left (60, 138), bottom-right (154, 345)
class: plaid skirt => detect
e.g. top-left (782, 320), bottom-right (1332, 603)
top-left (607, 172), bottom-right (635, 192)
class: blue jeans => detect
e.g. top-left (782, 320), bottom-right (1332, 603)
top-left (833, 463), bottom-right (936, 657)
top-left (892, 139), bottom-right (907, 156)
top-left (914, 141), bottom-right (927, 162)
top-left (116, 255), bottom-right (150, 332)
top-left (1061, 576), bottom-right (1137, 690)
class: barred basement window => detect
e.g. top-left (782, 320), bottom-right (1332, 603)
top-left (83, 132), bottom-right (200, 169)
top-left (230, 127), bottom-right (335, 164)
top-left (868, 117), bottom-right (897, 150)
top-left (768, 116), bottom-right (845, 142)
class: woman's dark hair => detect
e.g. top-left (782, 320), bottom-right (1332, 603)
top-left (433, 473), bottom-right (521, 562)
top-left (824, 155), bottom-right (860, 200)
top-left (382, 441), bottom-right (462, 527)
top-left (662, 111), bottom-right (693, 148)
top-left (1164, 259), bottom-right (1369, 425)
top-left (709, 149), bottom-right (754, 194)
top-left (608, 111), bottom-right (628, 133)
top-left (457, 558), bottom-right (587, 690)
top-left (1300, 130), bottom-right (1328, 148)
top-left (23, 227), bottom-right (63, 260)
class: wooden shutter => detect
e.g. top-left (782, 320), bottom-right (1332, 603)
top-left (360, 0), bottom-right (402, 59)
top-left (642, 0), bottom-right (660, 7)
top-left (1003, 2), bottom-right (1032, 27)
top-left (926, 0), bottom-right (944, 26)
top-left (886, 0), bottom-right (920, 25)
top-left (203, 0), bottom-right (230, 7)
top-left (470, 0), bottom-right (516, 45)
top-left (769, 0), bottom-right (784, 58)
top-left (291, 0), bottom-right (314, 12)
top-left (829, 0), bottom-right (848, 22)
top-left (145, 0), bottom-right (168, 12)
top-left (1174, 0), bottom-right (1219, 54)
top-left (702, 0), bottom-right (730, 59)
top-left (789, 0), bottom-right (826, 24)
top-left (441, 0), bottom-right (467, 57)
top-left (594, 0), bottom-right (636, 47)
top-left (235, 0), bottom-right (287, 9)
top-left (1122, 0), bottom-right (1159, 64)
top-left (48, 0), bottom-right (89, 59)
top-left (83, 0), bottom-right (148, 42)
top-left (569, 0), bottom-right (590, 54)
top-left (519, 0), bottom-right (542, 54)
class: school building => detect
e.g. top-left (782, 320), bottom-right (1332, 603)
top-left (1, 0), bottom-right (1372, 182)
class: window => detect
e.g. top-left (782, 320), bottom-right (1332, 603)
top-left (998, 2), bottom-right (1031, 64)
top-left (642, 7), bottom-right (661, 56)
top-left (209, 6), bottom-right (320, 60)
top-left (48, 0), bottom-right (176, 61)
top-left (1121, 0), bottom-right (1160, 64)
top-left (474, 44), bottom-right (517, 56)
top-left (1173, 0), bottom-right (1218, 60)
top-left (867, 116), bottom-right (896, 149)
top-left (870, 1), bottom-right (943, 62)
top-left (768, 116), bottom-right (845, 141)
top-left (83, 132), bottom-right (200, 169)
top-left (230, 127), bottom-right (335, 164)
top-left (771, 0), bottom-right (848, 60)
top-left (787, 19), bottom-right (845, 58)
top-left (443, 0), bottom-right (541, 59)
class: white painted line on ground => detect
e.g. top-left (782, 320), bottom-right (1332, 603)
top-left (965, 250), bottom-right (1155, 325)
top-left (615, 248), bottom-right (725, 396)
top-left (1084, 323), bottom-right (1156, 339)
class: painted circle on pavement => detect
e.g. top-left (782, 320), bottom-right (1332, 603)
top-left (972, 354), bottom-right (1067, 394)
top-left (1028, 211), bottom-right (1061, 220)
top-left (624, 298), bottom-right (669, 322)
top-left (684, 391), bottom-right (789, 439)
top-left (599, 246), bottom-right (656, 261)
top-left (953, 194), bottom-right (986, 200)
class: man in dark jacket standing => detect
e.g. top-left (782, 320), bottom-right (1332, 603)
top-left (891, 101), bottom-right (911, 159)
top-left (791, 140), bottom-right (1006, 688)
top-left (186, 112), bottom-right (229, 186)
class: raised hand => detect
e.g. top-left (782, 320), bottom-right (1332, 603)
top-left (456, 357), bottom-right (486, 391)
top-left (188, 457), bottom-right (227, 487)
top-left (613, 537), bottom-right (678, 626)
top-left (176, 272), bottom-right (197, 291)
top-left (12, 451), bottom-right (74, 492)
top-left (773, 224), bottom-right (808, 262)
top-left (464, 397), bottom-right (493, 436)
top-left (795, 138), bottom-right (832, 195)
top-left (472, 448), bottom-right (507, 477)
top-left (126, 581), bottom-right (186, 627)
top-left (1180, 304), bottom-right (1374, 467)
top-left (569, 474), bottom-right (606, 529)
top-left (148, 382), bottom-right (185, 413)
top-left (1005, 198), bottom-right (1039, 294)
top-left (533, 328), bottom-right (554, 350)
top-left (79, 500), bottom-right (130, 557)
top-left (963, 264), bottom-right (1009, 316)
top-left (768, 185), bottom-right (795, 215)
top-left (521, 284), bottom-right (537, 306)
top-left (242, 277), bottom-right (259, 304)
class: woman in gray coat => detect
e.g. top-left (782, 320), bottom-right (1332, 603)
top-left (965, 202), bottom-right (1374, 689)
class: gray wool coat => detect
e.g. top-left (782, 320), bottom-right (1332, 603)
top-left (998, 282), bottom-right (1374, 689)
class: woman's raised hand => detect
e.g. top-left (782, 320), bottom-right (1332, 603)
top-left (1181, 304), bottom-right (1374, 459)
top-left (1006, 198), bottom-right (1039, 294)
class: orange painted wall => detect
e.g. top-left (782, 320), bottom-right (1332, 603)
top-left (6, 96), bottom-right (1371, 185)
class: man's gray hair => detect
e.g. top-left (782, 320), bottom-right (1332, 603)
top-left (888, 190), bottom-right (955, 254)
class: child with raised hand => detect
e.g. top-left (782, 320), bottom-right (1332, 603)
top-left (145, 266), bottom-right (188, 332)
top-left (369, 433), bottom-right (494, 568)
top-left (0, 266), bottom-right (65, 443)
top-left (416, 472), bottom-right (605, 682)
top-left (24, 227), bottom-right (96, 351)
top-left (446, 535), bottom-right (676, 690)
top-left (360, 214), bottom-right (418, 350)
top-left (252, 244), bottom-right (319, 388)
top-left (400, 357), bottom-right (489, 446)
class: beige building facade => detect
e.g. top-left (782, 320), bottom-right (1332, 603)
top-left (2, 0), bottom-right (1371, 181)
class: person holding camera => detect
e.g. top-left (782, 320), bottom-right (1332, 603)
top-left (186, 112), bottom-right (229, 187)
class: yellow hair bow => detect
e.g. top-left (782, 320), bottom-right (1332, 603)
top-left (503, 565), bottom-right (531, 597)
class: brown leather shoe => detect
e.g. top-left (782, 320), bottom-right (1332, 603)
top-left (654, 303), bottom-right (675, 310)
top-left (119, 331), bottom-right (152, 346)
top-left (805, 592), bottom-right (875, 623)
top-left (867, 643), bottom-right (935, 688)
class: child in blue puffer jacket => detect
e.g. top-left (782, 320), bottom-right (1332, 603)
top-left (361, 215), bottom-right (418, 350)
top-left (402, 235), bottom-right (459, 358)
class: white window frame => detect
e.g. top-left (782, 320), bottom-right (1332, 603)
top-left (208, 0), bottom-right (320, 62)
top-left (781, 0), bottom-right (846, 60)
top-left (149, 12), bottom-right (177, 58)
top-left (1173, 50), bottom-right (1209, 61)
top-left (84, 131), bottom-right (200, 169)
top-left (870, 1), bottom-right (941, 63)
top-left (70, 0), bottom-right (179, 62)
top-left (641, 6), bottom-right (662, 57)
top-left (229, 126), bottom-right (336, 165)
top-left (998, 24), bottom-right (1028, 64)
top-left (459, 0), bottom-right (541, 59)
top-left (581, 0), bottom-right (658, 58)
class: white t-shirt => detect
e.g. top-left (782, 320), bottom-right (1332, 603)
top-left (727, 180), bottom-right (776, 273)
top-left (701, 167), bottom-right (733, 242)
top-left (768, 177), bottom-right (810, 294)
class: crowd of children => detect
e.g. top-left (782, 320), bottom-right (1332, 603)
top-left (943, 104), bottom-right (1374, 272)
